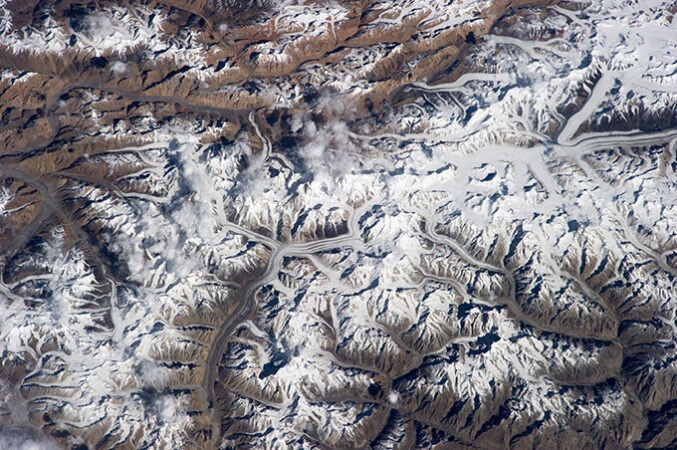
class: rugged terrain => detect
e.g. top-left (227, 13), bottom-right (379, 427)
top-left (1, 0), bottom-right (677, 448)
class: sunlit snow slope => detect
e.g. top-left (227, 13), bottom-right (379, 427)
top-left (1, 0), bottom-right (677, 448)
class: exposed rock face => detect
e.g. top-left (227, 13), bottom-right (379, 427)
top-left (1, 0), bottom-right (677, 448)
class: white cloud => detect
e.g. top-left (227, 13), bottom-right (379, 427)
top-left (296, 113), bottom-right (360, 187)
top-left (110, 61), bottom-right (127, 73)
top-left (155, 394), bottom-right (188, 424)
top-left (0, 430), bottom-right (60, 450)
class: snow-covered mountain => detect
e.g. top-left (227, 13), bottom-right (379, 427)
top-left (1, 0), bottom-right (676, 448)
